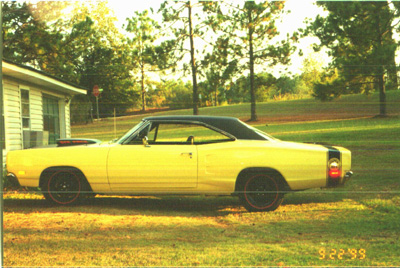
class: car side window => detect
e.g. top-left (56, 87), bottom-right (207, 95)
top-left (148, 123), bottom-right (233, 145)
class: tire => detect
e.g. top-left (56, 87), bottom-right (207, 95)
top-left (42, 169), bottom-right (83, 205)
top-left (239, 173), bottom-right (284, 212)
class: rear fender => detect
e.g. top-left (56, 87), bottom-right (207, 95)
top-left (234, 167), bottom-right (291, 194)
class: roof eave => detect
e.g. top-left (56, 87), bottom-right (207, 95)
top-left (3, 61), bottom-right (87, 96)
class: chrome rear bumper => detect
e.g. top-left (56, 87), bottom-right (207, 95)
top-left (344, 171), bottom-right (353, 182)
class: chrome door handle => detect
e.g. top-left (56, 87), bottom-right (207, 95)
top-left (181, 152), bottom-right (193, 159)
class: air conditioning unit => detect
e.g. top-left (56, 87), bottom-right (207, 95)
top-left (23, 130), bottom-right (44, 149)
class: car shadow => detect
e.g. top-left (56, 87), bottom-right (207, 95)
top-left (4, 187), bottom-right (364, 216)
top-left (283, 192), bottom-right (347, 205)
top-left (3, 195), bottom-right (245, 216)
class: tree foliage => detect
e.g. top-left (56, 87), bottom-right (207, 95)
top-left (3, 2), bottom-right (138, 122)
top-left (308, 1), bottom-right (399, 115)
top-left (2, 2), bottom-right (68, 70)
top-left (227, 73), bottom-right (276, 104)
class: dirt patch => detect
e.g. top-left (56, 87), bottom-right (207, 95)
top-left (240, 114), bottom-right (376, 125)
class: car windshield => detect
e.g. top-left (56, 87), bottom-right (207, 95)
top-left (116, 121), bottom-right (146, 144)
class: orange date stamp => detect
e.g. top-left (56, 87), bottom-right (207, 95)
top-left (319, 248), bottom-right (366, 260)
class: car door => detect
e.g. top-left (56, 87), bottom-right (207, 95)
top-left (107, 122), bottom-right (198, 191)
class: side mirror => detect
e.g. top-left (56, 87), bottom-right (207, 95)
top-left (142, 136), bottom-right (150, 147)
top-left (187, 136), bottom-right (194, 145)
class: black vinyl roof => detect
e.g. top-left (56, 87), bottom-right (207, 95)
top-left (143, 115), bottom-right (268, 140)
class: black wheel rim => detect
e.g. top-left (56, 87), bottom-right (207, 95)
top-left (48, 171), bottom-right (81, 204)
top-left (244, 174), bottom-right (279, 210)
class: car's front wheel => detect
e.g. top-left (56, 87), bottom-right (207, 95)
top-left (239, 173), bottom-right (284, 212)
top-left (42, 169), bottom-right (83, 205)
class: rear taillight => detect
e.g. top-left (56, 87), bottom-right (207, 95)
top-left (327, 158), bottom-right (341, 186)
top-left (328, 169), bottom-right (341, 178)
top-left (57, 138), bottom-right (101, 147)
top-left (326, 147), bottom-right (342, 187)
top-left (328, 159), bottom-right (341, 178)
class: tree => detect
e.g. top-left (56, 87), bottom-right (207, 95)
top-left (59, 2), bottom-right (138, 118)
top-left (299, 55), bottom-right (325, 96)
top-left (308, 1), bottom-right (399, 116)
top-left (202, 36), bottom-right (238, 106)
top-left (160, 80), bottom-right (193, 110)
top-left (206, 1), bottom-right (296, 121)
top-left (68, 2), bottom-right (137, 118)
top-left (126, 10), bottom-right (160, 111)
top-left (159, 1), bottom-right (213, 115)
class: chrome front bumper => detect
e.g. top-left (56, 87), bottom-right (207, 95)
top-left (6, 173), bottom-right (21, 187)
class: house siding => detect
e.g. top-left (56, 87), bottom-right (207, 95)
top-left (2, 77), bottom-right (76, 166)
top-left (4, 80), bottom-right (22, 152)
top-left (65, 102), bottom-right (71, 138)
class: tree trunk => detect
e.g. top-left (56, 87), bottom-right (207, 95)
top-left (248, 9), bottom-right (257, 121)
top-left (378, 73), bottom-right (387, 116)
top-left (141, 63), bottom-right (146, 112)
top-left (387, 26), bottom-right (398, 90)
top-left (188, 1), bottom-right (199, 115)
top-left (375, 8), bottom-right (387, 117)
top-left (388, 50), bottom-right (398, 90)
top-left (215, 86), bottom-right (218, 106)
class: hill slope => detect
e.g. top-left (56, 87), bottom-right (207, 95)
top-left (72, 91), bottom-right (400, 141)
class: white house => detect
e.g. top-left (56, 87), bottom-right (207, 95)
top-left (1, 60), bottom-right (87, 162)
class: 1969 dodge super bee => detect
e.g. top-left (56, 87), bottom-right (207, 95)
top-left (6, 116), bottom-right (352, 212)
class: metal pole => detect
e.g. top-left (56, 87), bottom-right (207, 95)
top-left (114, 108), bottom-right (116, 139)
top-left (0, 1), bottom-right (4, 266)
top-left (96, 96), bottom-right (99, 121)
top-left (90, 101), bottom-right (93, 123)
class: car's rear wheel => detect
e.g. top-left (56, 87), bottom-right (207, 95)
top-left (239, 173), bottom-right (284, 212)
top-left (42, 169), bottom-right (82, 205)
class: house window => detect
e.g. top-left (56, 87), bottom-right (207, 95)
top-left (21, 89), bottom-right (30, 129)
top-left (43, 95), bottom-right (60, 145)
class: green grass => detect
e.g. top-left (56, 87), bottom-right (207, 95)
top-left (71, 90), bottom-right (400, 142)
top-left (3, 91), bottom-right (400, 266)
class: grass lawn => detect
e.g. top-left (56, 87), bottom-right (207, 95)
top-left (3, 91), bottom-right (400, 266)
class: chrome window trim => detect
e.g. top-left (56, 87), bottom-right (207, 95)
top-left (119, 119), bottom-right (237, 145)
top-left (147, 119), bottom-right (237, 142)
top-left (117, 120), bottom-right (150, 145)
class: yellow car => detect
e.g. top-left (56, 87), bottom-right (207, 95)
top-left (6, 116), bottom-right (352, 212)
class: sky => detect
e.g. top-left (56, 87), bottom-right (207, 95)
top-left (108, 0), bottom-right (164, 26)
top-left (108, 0), bottom-right (321, 30)
top-left (106, 0), bottom-right (328, 77)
